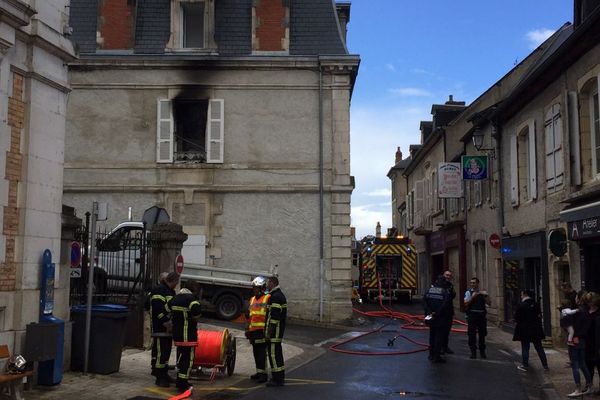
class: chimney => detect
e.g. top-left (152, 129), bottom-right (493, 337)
top-left (336, 3), bottom-right (351, 45)
top-left (395, 147), bottom-right (403, 163)
top-left (445, 94), bottom-right (466, 106)
top-left (574, 0), bottom-right (600, 26)
top-left (376, 222), bottom-right (381, 238)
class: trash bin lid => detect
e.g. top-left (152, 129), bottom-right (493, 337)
top-left (72, 304), bottom-right (129, 313)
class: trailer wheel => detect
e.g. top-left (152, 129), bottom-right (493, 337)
top-left (215, 294), bottom-right (242, 320)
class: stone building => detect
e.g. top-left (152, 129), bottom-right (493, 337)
top-left (64, 0), bottom-right (359, 324)
top-left (0, 1), bottom-right (76, 354)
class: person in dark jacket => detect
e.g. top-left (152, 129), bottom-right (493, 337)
top-left (167, 285), bottom-right (202, 392)
top-left (585, 293), bottom-right (600, 395)
top-left (245, 276), bottom-right (270, 383)
top-left (565, 290), bottom-right (592, 397)
top-left (265, 276), bottom-right (287, 387)
top-left (149, 271), bottom-right (179, 387)
top-left (424, 276), bottom-right (451, 363)
top-left (513, 289), bottom-right (549, 372)
top-left (439, 270), bottom-right (456, 354)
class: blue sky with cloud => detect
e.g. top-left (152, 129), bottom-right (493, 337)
top-left (345, 0), bottom-right (573, 239)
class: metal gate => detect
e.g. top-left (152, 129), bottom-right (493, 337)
top-left (69, 221), bottom-right (162, 347)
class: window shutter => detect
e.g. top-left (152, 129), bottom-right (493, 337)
top-left (415, 180), bottom-right (424, 213)
top-left (544, 109), bottom-right (555, 190)
top-left (156, 99), bottom-right (173, 163)
top-left (528, 121), bottom-right (537, 200)
top-left (510, 134), bottom-right (519, 206)
top-left (465, 180), bottom-right (471, 209)
top-left (474, 180), bottom-right (481, 206)
top-left (206, 99), bottom-right (224, 163)
top-left (568, 91), bottom-right (582, 185)
top-left (553, 104), bottom-right (564, 186)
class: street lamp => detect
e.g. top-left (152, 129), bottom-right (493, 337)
top-left (472, 127), bottom-right (496, 159)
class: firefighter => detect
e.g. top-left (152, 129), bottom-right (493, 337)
top-left (150, 271), bottom-right (179, 387)
top-left (245, 276), bottom-right (270, 383)
top-left (265, 276), bottom-right (287, 387)
top-left (167, 284), bottom-right (202, 392)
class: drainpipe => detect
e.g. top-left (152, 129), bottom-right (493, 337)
top-left (318, 59), bottom-right (324, 323)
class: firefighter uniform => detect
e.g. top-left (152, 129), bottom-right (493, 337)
top-left (265, 284), bottom-right (287, 386)
top-left (150, 281), bottom-right (176, 386)
top-left (167, 288), bottom-right (202, 391)
top-left (246, 290), bottom-right (271, 382)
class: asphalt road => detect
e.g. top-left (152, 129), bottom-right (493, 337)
top-left (203, 302), bottom-right (531, 400)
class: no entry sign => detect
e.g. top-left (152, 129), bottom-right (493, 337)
top-left (489, 233), bottom-right (501, 249)
top-left (175, 254), bottom-right (184, 274)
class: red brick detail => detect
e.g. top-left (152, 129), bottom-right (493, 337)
top-left (255, 0), bottom-right (287, 51)
top-left (98, 0), bottom-right (134, 50)
top-left (2, 72), bottom-right (24, 291)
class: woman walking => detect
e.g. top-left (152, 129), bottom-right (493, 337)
top-left (513, 289), bottom-right (549, 372)
top-left (564, 290), bottom-right (592, 397)
top-left (585, 292), bottom-right (600, 394)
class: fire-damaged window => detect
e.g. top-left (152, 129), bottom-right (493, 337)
top-left (156, 98), bottom-right (224, 163)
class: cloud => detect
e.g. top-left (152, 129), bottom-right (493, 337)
top-left (525, 28), bottom-right (555, 49)
top-left (351, 204), bottom-right (391, 240)
top-left (388, 87), bottom-right (432, 97)
top-left (385, 63), bottom-right (396, 72)
top-left (367, 188), bottom-right (391, 197)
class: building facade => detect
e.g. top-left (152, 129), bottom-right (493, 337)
top-left (0, 0), bottom-right (76, 354)
top-left (64, 0), bottom-right (359, 324)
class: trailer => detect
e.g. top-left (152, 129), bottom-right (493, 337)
top-left (358, 236), bottom-right (417, 303)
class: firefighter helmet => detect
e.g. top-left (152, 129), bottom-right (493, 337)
top-left (252, 276), bottom-right (266, 288)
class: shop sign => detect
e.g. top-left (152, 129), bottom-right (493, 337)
top-left (568, 216), bottom-right (600, 240)
top-left (462, 156), bottom-right (488, 180)
top-left (438, 162), bottom-right (462, 198)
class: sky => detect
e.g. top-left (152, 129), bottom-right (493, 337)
top-left (346, 0), bottom-right (574, 240)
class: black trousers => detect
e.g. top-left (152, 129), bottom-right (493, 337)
top-left (429, 325), bottom-right (444, 359)
top-left (467, 314), bottom-right (487, 351)
top-left (586, 354), bottom-right (600, 384)
top-left (176, 346), bottom-right (195, 382)
top-left (442, 315), bottom-right (453, 351)
top-left (267, 340), bottom-right (285, 383)
top-left (151, 336), bottom-right (172, 373)
top-left (251, 339), bottom-right (267, 374)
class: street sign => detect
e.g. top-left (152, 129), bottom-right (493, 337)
top-left (175, 254), bottom-right (184, 274)
top-left (489, 233), bottom-right (501, 249)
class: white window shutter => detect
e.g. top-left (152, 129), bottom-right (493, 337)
top-left (528, 121), bottom-right (537, 200)
top-left (415, 180), bottom-right (424, 212)
top-left (206, 99), bottom-right (224, 163)
top-left (554, 104), bottom-right (564, 186)
top-left (474, 180), bottom-right (481, 206)
top-left (510, 134), bottom-right (519, 206)
top-left (544, 109), bottom-right (555, 190)
top-left (157, 99), bottom-right (174, 163)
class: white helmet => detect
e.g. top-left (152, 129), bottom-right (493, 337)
top-left (252, 276), bottom-right (266, 288)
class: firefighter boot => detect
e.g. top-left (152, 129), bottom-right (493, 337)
top-left (155, 369), bottom-right (170, 388)
top-left (480, 349), bottom-right (487, 359)
top-left (470, 349), bottom-right (476, 359)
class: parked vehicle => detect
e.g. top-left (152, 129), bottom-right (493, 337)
top-left (356, 235), bottom-right (417, 303)
top-left (95, 221), bottom-right (275, 320)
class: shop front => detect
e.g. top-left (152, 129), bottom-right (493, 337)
top-left (501, 232), bottom-right (551, 333)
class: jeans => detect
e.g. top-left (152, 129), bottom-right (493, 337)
top-left (521, 340), bottom-right (548, 368)
top-left (569, 346), bottom-right (592, 387)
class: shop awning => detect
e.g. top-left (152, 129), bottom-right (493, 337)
top-left (559, 200), bottom-right (600, 222)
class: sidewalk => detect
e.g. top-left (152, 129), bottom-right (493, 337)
top-left (24, 323), bottom-right (313, 400)
top-left (483, 319), bottom-right (577, 400)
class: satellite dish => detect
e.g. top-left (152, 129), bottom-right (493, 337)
top-left (142, 206), bottom-right (170, 230)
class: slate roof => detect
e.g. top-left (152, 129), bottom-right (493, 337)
top-left (69, 0), bottom-right (348, 57)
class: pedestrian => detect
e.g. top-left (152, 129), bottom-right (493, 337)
top-left (245, 276), bottom-right (270, 383)
top-left (168, 284), bottom-right (202, 392)
top-left (559, 298), bottom-right (579, 345)
top-left (464, 277), bottom-right (491, 359)
top-left (440, 270), bottom-right (456, 355)
top-left (423, 275), bottom-right (452, 363)
top-left (565, 290), bottom-right (592, 397)
top-left (513, 289), bottom-right (549, 372)
top-left (149, 271), bottom-right (179, 387)
top-left (585, 292), bottom-right (600, 394)
top-left (561, 282), bottom-right (578, 308)
top-left (264, 276), bottom-right (287, 387)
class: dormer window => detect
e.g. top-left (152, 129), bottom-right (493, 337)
top-left (168, 0), bottom-right (217, 52)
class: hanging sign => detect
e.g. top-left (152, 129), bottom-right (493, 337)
top-left (462, 155), bottom-right (488, 180)
top-left (438, 162), bottom-right (462, 198)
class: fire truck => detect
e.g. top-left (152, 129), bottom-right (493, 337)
top-left (357, 235), bottom-right (417, 303)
